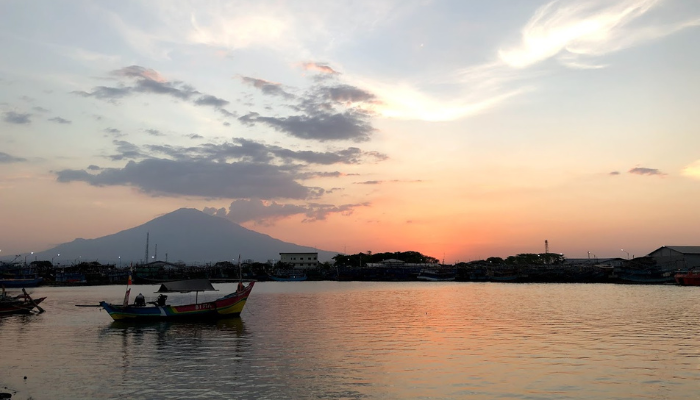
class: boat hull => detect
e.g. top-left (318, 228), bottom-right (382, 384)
top-left (417, 269), bottom-right (456, 281)
top-left (100, 282), bottom-right (254, 321)
top-left (675, 271), bottom-right (700, 286)
top-left (0, 296), bottom-right (46, 316)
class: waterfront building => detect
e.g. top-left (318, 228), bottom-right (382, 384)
top-left (647, 246), bottom-right (700, 269)
top-left (279, 252), bottom-right (319, 269)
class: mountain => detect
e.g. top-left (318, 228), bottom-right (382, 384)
top-left (31, 208), bottom-right (339, 265)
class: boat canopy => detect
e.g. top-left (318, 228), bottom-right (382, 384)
top-left (155, 279), bottom-right (217, 293)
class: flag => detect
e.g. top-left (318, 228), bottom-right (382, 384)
top-left (127, 273), bottom-right (132, 286)
top-left (123, 288), bottom-right (131, 307)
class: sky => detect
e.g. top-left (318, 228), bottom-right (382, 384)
top-left (1, 0), bottom-right (700, 263)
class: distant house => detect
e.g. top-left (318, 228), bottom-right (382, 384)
top-left (366, 259), bottom-right (405, 267)
top-left (647, 246), bottom-right (700, 269)
top-left (279, 252), bottom-right (319, 269)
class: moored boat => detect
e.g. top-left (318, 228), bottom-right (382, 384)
top-left (99, 279), bottom-right (254, 321)
top-left (675, 270), bottom-right (700, 286)
top-left (0, 287), bottom-right (46, 316)
top-left (417, 268), bottom-right (456, 281)
top-left (0, 277), bottom-right (44, 288)
top-left (268, 270), bottom-right (307, 281)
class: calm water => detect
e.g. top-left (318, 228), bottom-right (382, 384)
top-left (1, 282), bottom-right (698, 399)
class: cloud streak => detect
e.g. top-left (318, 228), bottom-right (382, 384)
top-left (48, 116), bottom-right (71, 124)
top-left (74, 65), bottom-right (236, 116)
top-left (55, 138), bottom-right (387, 200)
top-left (499, 0), bottom-right (700, 69)
top-left (3, 111), bottom-right (31, 124)
top-left (210, 198), bottom-right (369, 225)
top-left (681, 160), bottom-right (700, 180)
top-left (302, 62), bottom-right (340, 75)
top-left (628, 166), bottom-right (665, 176)
top-left (0, 152), bottom-right (27, 163)
top-left (240, 77), bottom-right (294, 99)
top-left (56, 158), bottom-right (312, 200)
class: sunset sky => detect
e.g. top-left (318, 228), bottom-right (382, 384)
top-left (2, 0), bottom-right (699, 263)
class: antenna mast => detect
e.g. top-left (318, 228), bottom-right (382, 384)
top-left (144, 232), bottom-right (149, 264)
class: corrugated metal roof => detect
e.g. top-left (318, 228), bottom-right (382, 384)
top-left (650, 246), bottom-right (700, 255)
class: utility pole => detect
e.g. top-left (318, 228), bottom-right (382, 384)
top-left (144, 232), bottom-right (149, 264)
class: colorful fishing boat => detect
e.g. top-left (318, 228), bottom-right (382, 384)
top-left (0, 287), bottom-right (46, 316)
top-left (99, 279), bottom-right (254, 321)
top-left (675, 269), bottom-right (700, 286)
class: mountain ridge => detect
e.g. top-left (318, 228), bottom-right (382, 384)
top-left (29, 208), bottom-right (338, 264)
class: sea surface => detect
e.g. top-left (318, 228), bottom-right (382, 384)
top-left (0, 282), bottom-right (698, 400)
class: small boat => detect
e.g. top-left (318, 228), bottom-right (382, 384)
top-left (99, 279), bottom-right (254, 321)
top-left (617, 268), bottom-right (676, 284)
top-left (268, 270), bottom-right (307, 281)
top-left (675, 270), bottom-right (700, 286)
top-left (0, 287), bottom-right (46, 316)
top-left (417, 268), bottom-right (456, 281)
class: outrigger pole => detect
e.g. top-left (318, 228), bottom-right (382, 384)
top-left (22, 288), bottom-right (44, 313)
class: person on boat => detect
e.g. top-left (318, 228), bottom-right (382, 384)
top-left (156, 294), bottom-right (167, 306)
top-left (237, 281), bottom-right (245, 292)
top-left (134, 293), bottom-right (145, 307)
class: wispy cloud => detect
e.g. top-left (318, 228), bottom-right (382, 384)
top-left (145, 129), bottom-right (163, 136)
top-left (103, 128), bottom-right (124, 138)
top-left (48, 116), bottom-right (71, 124)
top-left (56, 158), bottom-right (312, 200)
top-left (240, 77), bottom-right (294, 99)
top-left (112, 65), bottom-right (166, 82)
top-left (55, 138), bottom-right (387, 200)
top-left (371, 0), bottom-right (699, 121)
top-left (302, 62), bottom-right (340, 75)
top-left (354, 179), bottom-right (423, 185)
top-left (239, 74), bottom-right (380, 142)
top-left (499, 0), bottom-right (700, 69)
top-left (3, 111), bottom-right (31, 124)
top-left (75, 65), bottom-right (236, 116)
top-left (628, 166), bottom-right (665, 176)
top-left (681, 160), bottom-right (700, 179)
top-left (0, 152), bottom-right (27, 163)
top-left (211, 198), bottom-right (369, 225)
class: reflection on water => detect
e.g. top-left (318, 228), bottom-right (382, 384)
top-left (0, 282), bottom-right (699, 399)
top-left (106, 317), bottom-right (246, 335)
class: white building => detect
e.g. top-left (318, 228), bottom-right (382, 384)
top-left (279, 252), bottom-right (319, 269)
top-left (647, 246), bottom-right (700, 269)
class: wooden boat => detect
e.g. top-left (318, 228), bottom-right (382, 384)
top-left (675, 270), bottom-right (700, 286)
top-left (99, 279), bottom-right (254, 321)
top-left (417, 268), bottom-right (456, 281)
top-left (0, 287), bottom-right (46, 316)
